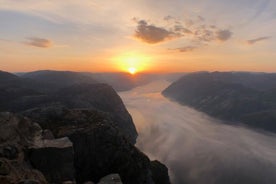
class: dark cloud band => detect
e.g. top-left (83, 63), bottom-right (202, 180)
top-left (24, 37), bottom-right (53, 48)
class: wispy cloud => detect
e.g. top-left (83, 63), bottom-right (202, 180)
top-left (169, 46), bottom-right (197, 53)
top-left (246, 36), bottom-right (270, 45)
top-left (24, 37), bottom-right (53, 48)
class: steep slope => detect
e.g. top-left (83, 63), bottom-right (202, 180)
top-left (0, 108), bottom-right (170, 184)
top-left (163, 72), bottom-right (276, 133)
top-left (23, 108), bottom-right (155, 183)
top-left (0, 83), bottom-right (137, 144)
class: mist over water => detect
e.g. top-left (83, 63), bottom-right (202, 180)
top-left (119, 80), bottom-right (276, 184)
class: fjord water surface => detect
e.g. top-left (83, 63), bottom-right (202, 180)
top-left (119, 80), bottom-right (276, 184)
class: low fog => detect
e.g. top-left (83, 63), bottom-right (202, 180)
top-left (119, 80), bottom-right (276, 184)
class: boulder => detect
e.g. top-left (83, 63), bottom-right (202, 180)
top-left (28, 137), bottom-right (75, 183)
top-left (0, 112), bottom-right (74, 184)
top-left (98, 174), bottom-right (122, 184)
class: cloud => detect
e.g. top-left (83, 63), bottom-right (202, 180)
top-left (24, 37), bottom-right (53, 48)
top-left (246, 36), bottom-right (270, 45)
top-left (134, 20), bottom-right (180, 44)
top-left (164, 15), bottom-right (175, 21)
top-left (174, 25), bottom-right (192, 34)
top-left (216, 30), bottom-right (232, 41)
top-left (170, 46), bottom-right (197, 52)
top-left (133, 16), bottom-right (233, 47)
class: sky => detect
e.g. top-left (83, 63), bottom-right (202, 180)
top-left (0, 0), bottom-right (276, 73)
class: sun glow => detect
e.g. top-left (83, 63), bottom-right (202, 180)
top-left (113, 52), bottom-right (152, 73)
top-left (128, 67), bottom-right (137, 74)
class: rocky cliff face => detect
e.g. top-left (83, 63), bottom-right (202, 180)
top-left (0, 110), bottom-right (170, 184)
top-left (0, 112), bottom-right (49, 184)
top-left (163, 72), bottom-right (276, 133)
top-left (0, 82), bottom-right (137, 144)
top-left (23, 107), bottom-right (154, 183)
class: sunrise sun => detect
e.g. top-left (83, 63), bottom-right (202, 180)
top-left (128, 67), bottom-right (137, 74)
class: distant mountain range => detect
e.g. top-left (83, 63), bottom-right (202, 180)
top-left (163, 71), bottom-right (276, 133)
top-left (13, 70), bottom-right (183, 92)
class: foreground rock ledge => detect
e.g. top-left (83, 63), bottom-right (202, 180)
top-left (0, 111), bottom-right (170, 184)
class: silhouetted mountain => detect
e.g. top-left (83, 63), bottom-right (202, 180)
top-left (22, 70), bottom-right (98, 92)
top-left (21, 70), bottom-right (184, 92)
top-left (0, 70), bottom-right (19, 81)
top-left (163, 72), bottom-right (276, 133)
top-left (0, 70), bottom-right (26, 88)
top-left (22, 70), bottom-right (146, 92)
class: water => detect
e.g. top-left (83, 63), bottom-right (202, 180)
top-left (119, 80), bottom-right (276, 184)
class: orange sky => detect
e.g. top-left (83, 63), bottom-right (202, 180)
top-left (0, 0), bottom-right (275, 73)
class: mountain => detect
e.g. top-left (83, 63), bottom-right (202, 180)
top-left (163, 72), bottom-right (276, 133)
top-left (0, 70), bottom-right (19, 81)
top-left (22, 70), bottom-right (185, 92)
top-left (22, 70), bottom-right (98, 92)
top-left (22, 70), bottom-right (147, 92)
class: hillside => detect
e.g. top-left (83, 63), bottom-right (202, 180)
top-left (163, 72), bottom-right (276, 133)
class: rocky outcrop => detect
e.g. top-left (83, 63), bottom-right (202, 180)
top-left (0, 112), bottom-right (75, 184)
top-left (0, 109), bottom-right (171, 184)
top-left (0, 113), bottom-right (48, 184)
top-left (1, 83), bottom-right (137, 144)
top-left (54, 84), bottom-right (138, 144)
top-left (23, 107), bottom-right (154, 184)
top-left (150, 161), bottom-right (170, 184)
top-left (28, 137), bottom-right (75, 183)
top-left (97, 174), bottom-right (122, 184)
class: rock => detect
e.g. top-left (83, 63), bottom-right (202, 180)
top-left (65, 113), bottom-right (154, 184)
top-left (0, 160), bottom-right (9, 175)
top-left (83, 181), bottom-right (95, 184)
top-left (0, 158), bottom-right (47, 184)
top-left (23, 107), bottom-right (154, 184)
top-left (0, 112), bottom-right (42, 147)
top-left (17, 179), bottom-right (40, 184)
top-left (28, 137), bottom-right (75, 183)
top-left (150, 160), bottom-right (170, 184)
top-left (98, 174), bottom-right (122, 184)
top-left (5, 83), bottom-right (138, 144)
top-left (0, 145), bottom-right (18, 160)
top-left (62, 181), bottom-right (76, 184)
top-left (55, 83), bottom-right (138, 144)
top-left (42, 129), bottom-right (55, 140)
top-left (0, 113), bottom-right (74, 184)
